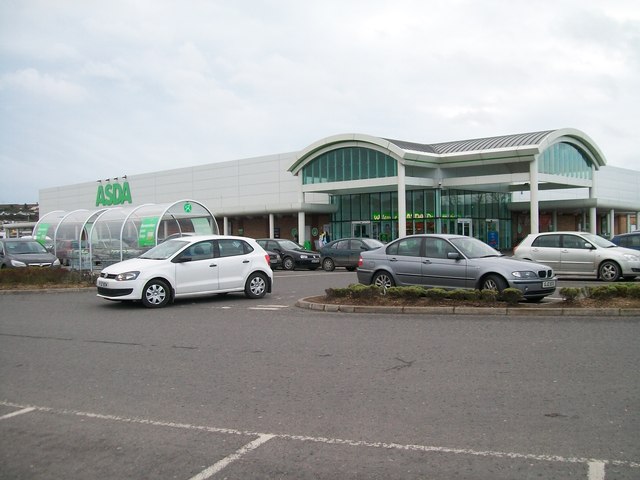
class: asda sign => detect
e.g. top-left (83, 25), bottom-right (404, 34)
top-left (96, 181), bottom-right (133, 206)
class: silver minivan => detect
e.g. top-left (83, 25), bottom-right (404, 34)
top-left (513, 231), bottom-right (640, 281)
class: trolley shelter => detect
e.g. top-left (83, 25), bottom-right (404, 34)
top-left (32, 200), bottom-right (217, 270)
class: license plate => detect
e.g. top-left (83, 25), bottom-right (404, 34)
top-left (311, 259), bottom-right (320, 263)
top-left (98, 280), bottom-right (109, 288)
top-left (542, 280), bottom-right (556, 288)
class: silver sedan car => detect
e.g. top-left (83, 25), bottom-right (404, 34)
top-left (357, 234), bottom-right (556, 302)
top-left (513, 231), bottom-right (640, 281)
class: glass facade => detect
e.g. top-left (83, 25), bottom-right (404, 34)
top-left (302, 147), bottom-right (397, 184)
top-left (538, 142), bottom-right (592, 179)
top-left (330, 189), bottom-right (512, 250)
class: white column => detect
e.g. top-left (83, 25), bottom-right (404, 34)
top-left (589, 165), bottom-right (597, 234)
top-left (529, 158), bottom-right (539, 234)
top-left (269, 214), bottom-right (275, 238)
top-left (609, 209), bottom-right (615, 238)
top-left (223, 217), bottom-right (229, 235)
top-left (398, 162), bottom-right (407, 238)
top-left (298, 211), bottom-right (305, 245)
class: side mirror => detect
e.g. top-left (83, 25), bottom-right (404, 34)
top-left (447, 252), bottom-right (462, 260)
top-left (584, 242), bottom-right (594, 249)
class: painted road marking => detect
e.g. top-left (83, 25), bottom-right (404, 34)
top-left (188, 434), bottom-right (274, 480)
top-left (589, 461), bottom-right (606, 480)
top-left (0, 407), bottom-right (35, 421)
top-left (1, 401), bottom-right (637, 477)
top-left (248, 304), bottom-right (288, 311)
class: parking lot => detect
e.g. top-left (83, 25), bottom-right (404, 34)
top-left (1, 270), bottom-right (639, 479)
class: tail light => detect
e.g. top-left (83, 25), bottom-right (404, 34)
top-left (358, 255), bottom-right (363, 267)
top-left (264, 254), bottom-right (270, 266)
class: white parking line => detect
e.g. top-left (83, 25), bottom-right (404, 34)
top-left (0, 407), bottom-right (35, 420)
top-left (1, 401), bottom-right (638, 478)
top-left (188, 434), bottom-right (274, 480)
top-left (589, 461), bottom-right (606, 480)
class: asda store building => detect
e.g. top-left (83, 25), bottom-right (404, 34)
top-left (39, 128), bottom-right (640, 256)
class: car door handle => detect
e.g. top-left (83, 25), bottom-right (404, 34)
top-left (209, 264), bottom-right (217, 267)
top-left (243, 260), bottom-right (250, 264)
top-left (422, 260), bottom-right (432, 264)
top-left (389, 258), bottom-right (398, 262)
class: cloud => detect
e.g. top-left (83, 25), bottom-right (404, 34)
top-left (0, 68), bottom-right (87, 102)
top-left (0, 0), bottom-right (639, 204)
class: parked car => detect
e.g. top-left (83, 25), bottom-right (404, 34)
top-left (56, 239), bottom-right (89, 267)
top-left (0, 238), bottom-right (61, 268)
top-left (96, 235), bottom-right (273, 308)
top-left (255, 239), bottom-right (320, 270)
top-left (611, 231), bottom-right (640, 251)
top-left (513, 231), bottom-right (640, 281)
top-left (357, 234), bottom-right (556, 302)
top-left (265, 250), bottom-right (283, 269)
top-left (319, 237), bottom-right (384, 271)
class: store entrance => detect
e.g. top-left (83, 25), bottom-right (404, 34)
top-left (457, 218), bottom-right (472, 236)
top-left (352, 221), bottom-right (372, 238)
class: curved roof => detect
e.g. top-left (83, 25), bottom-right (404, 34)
top-left (387, 130), bottom-right (555, 154)
top-left (290, 128), bottom-right (607, 174)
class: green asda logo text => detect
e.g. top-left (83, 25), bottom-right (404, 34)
top-left (96, 181), bottom-right (133, 206)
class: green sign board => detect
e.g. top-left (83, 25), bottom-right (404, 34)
top-left (96, 181), bottom-right (133, 207)
top-left (138, 217), bottom-right (159, 247)
top-left (35, 223), bottom-right (50, 245)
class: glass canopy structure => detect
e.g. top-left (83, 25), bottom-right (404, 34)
top-left (33, 200), bottom-right (217, 270)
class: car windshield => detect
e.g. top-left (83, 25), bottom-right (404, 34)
top-left (5, 240), bottom-right (48, 254)
top-left (277, 240), bottom-right (304, 250)
top-left (449, 237), bottom-right (501, 259)
top-left (581, 233), bottom-right (616, 248)
top-left (139, 240), bottom-right (190, 260)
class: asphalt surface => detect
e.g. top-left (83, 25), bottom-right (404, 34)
top-left (1, 270), bottom-right (639, 479)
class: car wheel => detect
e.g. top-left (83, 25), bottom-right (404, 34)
top-left (141, 279), bottom-right (171, 308)
top-left (481, 274), bottom-right (507, 293)
top-left (372, 271), bottom-right (395, 289)
top-left (245, 272), bottom-right (268, 299)
top-left (282, 256), bottom-right (295, 270)
top-left (599, 261), bottom-right (621, 282)
top-left (322, 258), bottom-right (335, 271)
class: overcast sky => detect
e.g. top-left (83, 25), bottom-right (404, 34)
top-left (1, 0), bottom-right (639, 204)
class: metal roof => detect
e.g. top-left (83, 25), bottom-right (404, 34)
top-left (385, 130), bottom-right (556, 154)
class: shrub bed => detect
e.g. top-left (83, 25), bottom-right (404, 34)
top-left (0, 268), bottom-right (95, 289)
top-left (320, 283), bottom-right (640, 308)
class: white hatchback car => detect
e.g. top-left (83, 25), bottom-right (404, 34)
top-left (96, 235), bottom-right (273, 308)
top-left (513, 231), bottom-right (640, 281)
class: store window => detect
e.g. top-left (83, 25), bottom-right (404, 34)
top-left (538, 142), bottom-right (592, 179)
top-left (302, 147), bottom-right (397, 184)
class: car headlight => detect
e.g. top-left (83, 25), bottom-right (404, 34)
top-left (10, 259), bottom-right (27, 267)
top-left (511, 271), bottom-right (537, 279)
top-left (623, 254), bottom-right (639, 261)
top-left (115, 271), bottom-right (140, 281)
top-left (53, 258), bottom-right (61, 266)
top-left (300, 255), bottom-right (308, 259)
